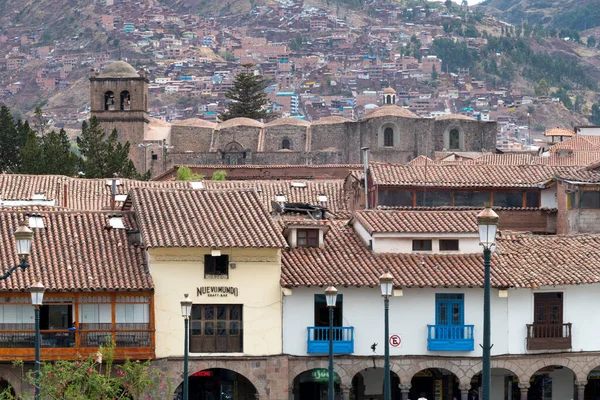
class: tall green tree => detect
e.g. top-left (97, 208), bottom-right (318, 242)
top-left (19, 124), bottom-right (43, 175)
top-left (77, 116), bottom-right (139, 179)
top-left (219, 64), bottom-right (268, 121)
top-left (534, 78), bottom-right (550, 97)
top-left (0, 106), bottom-right (27, 172)
top-left (41, 129), bottom-right (79, 176)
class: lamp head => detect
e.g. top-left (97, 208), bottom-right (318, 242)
top-left (324, 285), bottom-right (338, 307)
top-left (379, 271), bottom-right (394, 297)
top-left (477, 205), bottom-right (499, 249)
top-left (30, 281), bottom-right (45, 306)
top-left (180, 293), bottom-right (193, 319)
top-left (14, 222), bottom-right (33, 260)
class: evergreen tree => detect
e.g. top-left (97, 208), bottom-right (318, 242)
top-left (19, 124), bottom-right (43, 174)
top-left (32, 106), bottom-right (47, 136)
top-left (219, 64), bottom-right (268, 121)
top-left (431, 64), bottom-right (438, 81)
top-left (76, 117), bottom-right (139, 179)
top-left (41, 129), bottom-right (79, 176)
top-left (588, 36), bottom-right (597, 48)
top-left (0, 106), bottom-right (27, 172)
top-left (534, 78), bottom-right (550, 97)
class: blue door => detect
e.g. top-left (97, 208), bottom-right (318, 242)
top-left (435, 294), bottom-right (464, 339)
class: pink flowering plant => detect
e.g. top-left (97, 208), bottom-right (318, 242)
top-left (1, 341), bottom-right (171, 399)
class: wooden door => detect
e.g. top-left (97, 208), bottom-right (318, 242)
top-left (533, 293), bottom-right (563, 338)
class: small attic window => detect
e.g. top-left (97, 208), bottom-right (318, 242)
top-left (275, 194), bottom-right (286, 202)
top-left (106, 179), bottom-right (122, 186)
top-left (291, 182), bottom-right (307, 188)
top-left (109, 216), bottom-right (126, 229)
top-left (31, 193), bottom-right (46, 200)
top-left (115, 194), bottom-right (128, 202)
top-left (190, 181), bottom-right (204, 190)
top-left (318, 194), bottom-right (328, 202)
top-left (28, 216), bottom-right (45, 228)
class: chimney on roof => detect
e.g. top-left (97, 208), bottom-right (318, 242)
top-left (126, 229), bottom-right (142, 246)
top-left (110, 178), bottom-right (117, 210)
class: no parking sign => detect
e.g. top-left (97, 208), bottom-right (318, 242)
top-left (389, 334), bottom-right (402, 347)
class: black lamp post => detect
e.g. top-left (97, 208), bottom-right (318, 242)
top-left (180, 293), bottom-right (192, 400)
top-left (30, 281), bottom-right (45, 400)
top-left (380, 271), bottom-right (394, 400)
top-left (325, 285), bottom-right (338, 400)
top-left (1, 223), bottom-right (33, 280)
top-left (477, 206), bottom-right (499, 400)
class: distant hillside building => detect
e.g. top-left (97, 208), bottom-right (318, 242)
top-left (91, 61), bottom-right (497, 175)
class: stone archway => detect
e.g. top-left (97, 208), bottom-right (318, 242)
top-left (468, 368), bottom-right (521, 400)
top-left (410, 368), bottom-right (461, 400)
top-left (528, 365), bottom-right (576, 400)
top-left (291, 369), bottom-right (342, 400)
top-left (351, 367), bottom-right (401, 400)
top-left (173, 368), bottom-right (258, 400)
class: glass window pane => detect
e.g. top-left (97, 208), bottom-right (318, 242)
top-left (379, 190), bottom-right (413, 207)
top-left (526, 191), bottom-right (540, 208)
top-left (191, 305), bottom-right (202, 320)
top-left (412, 240), bottom-right (432, 251)
top-left (230, 321), bottom-right (239, 335)
top-left (416, 191), bottom-right (452, 207)
top-left (217, 307), bottom-right (226, 320)
top-left (204, 307), bottom-right (214, 320)
top-left (191, 321), bottom-right (202, 335)
top-left (453, 191), bottom-right (490, 207)
top-left (494, 192), bottom-right (523, 208)
top-left (230, 306), bottom-right (241, 320)
top-left (217, 321), bottom-right (226, 336)
top-left (581, 192), bottom-right (600, 209)
top-left (204, 322), bottom-right (214, 336)
top-left (440, 240), bottom-right (459, 251)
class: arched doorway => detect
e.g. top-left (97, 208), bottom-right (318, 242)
top-left (410, 368), bottom-right (459, 400)
top-left (173, 368), bottom-right (257, 400)
top-left (585, 366), bottom-right (600, 399)
top-left (222, 142), bottom-right (246, 165)
top-left (292, 369), bottom-right (341, 400)
top-left (528, 365), bottom-right (575, 400)
top-left (352, 368), bottom-right (401, 400)
top-left (470, 369), bottom-right (520, 399)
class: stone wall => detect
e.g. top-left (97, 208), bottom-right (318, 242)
top-left (171, 126), bottom-right (213, 153)
top-left (215, 126), bottom-right (262, 152)
top-left (263, 125), bottom-right (308, 152)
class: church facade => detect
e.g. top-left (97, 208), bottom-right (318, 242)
top-left (90, 61), bottom-right (497, 175)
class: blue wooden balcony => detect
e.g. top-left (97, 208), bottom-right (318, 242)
top-left (427, 324), bottom-right (474, 351)
top-left (307, 326), bottom-right (354, 354)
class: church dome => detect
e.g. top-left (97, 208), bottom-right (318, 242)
top-left (383, 87), bottom-right (396, 94)
top-left (98, 61), bottom-right (140, 78)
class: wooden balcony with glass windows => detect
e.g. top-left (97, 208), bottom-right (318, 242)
top-left (526, 322), bottom-right (572, 351)
top-left (0, 292), bottom-right (154, 361)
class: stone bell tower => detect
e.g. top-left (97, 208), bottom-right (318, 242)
top-left (89, 60), bottom-right (149, 173)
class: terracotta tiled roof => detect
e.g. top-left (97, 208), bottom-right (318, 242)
top-left (0, 211), bottom-right (151, 292)
top-left (203, 180), bottom-right (349, 217)
top-left (406, 155), bottom-right (436, 165)
top-left (353, 210), bottom-right (478, 234)
top-left (281, 222), bottom-right (600, 288)
top-left (130, 188), bottom-right (287, 249)
top-left (545, 127), bottom-right (574, 137)
top-left (217, 117), bottom-right (264, 129)
top-left (369, 163), bottom-right (573, 188)
top-left (469, 153), bottom-right (537, 165)
top-left (361, 105), bottom-right (419, 120)
top-left (265, 117), bottom-right (311, 127)
top-left (536, 152), bottom-right (600, 166)
top-left (549, 136), bottom-right (600, 151)
top-left (312, 116), bottom-right (350, 125)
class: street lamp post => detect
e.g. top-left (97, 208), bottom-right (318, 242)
top-left (325, 285), bottom-right (338, 400)
top-left (30, 281), bottom-right (45, 400)
top-left (477, 206), bottom-right (499, 400)
top-left (0, 223), bottom-right (33, 280)
top-left (380, 271), bottom-right (394, 400)
top-left (180, 294), bottom-right (193, 400)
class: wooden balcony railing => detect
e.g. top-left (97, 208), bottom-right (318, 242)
top-left (526, 323), bottom-right (572, 350)
top-left (307, 326), bottom-right (354, 354)
top-left (0, 324), bottom-right (154, 361)
top-left (427, 324), bottom-right (474, 351)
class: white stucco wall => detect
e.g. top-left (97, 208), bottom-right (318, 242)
top-left (541, 186), bottom-right (558, 209)
top-left (283, 283), bottom-right (600, 357)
